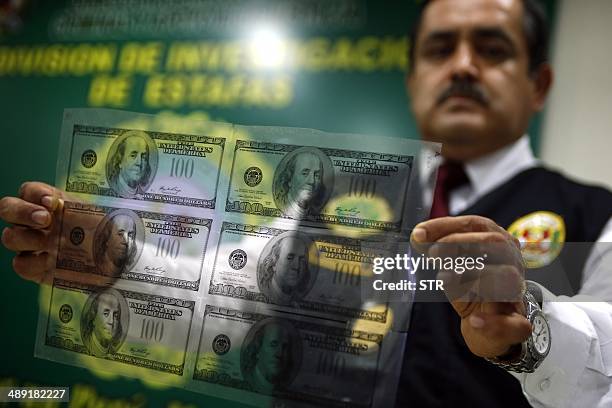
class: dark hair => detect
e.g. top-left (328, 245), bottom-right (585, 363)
top-left (407, 0), bottom-right (549, 74)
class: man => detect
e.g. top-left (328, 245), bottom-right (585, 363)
top-left (94, 211), bottom-right (139, 277)
top-left (257, 233), bottom-right (313, 305)
top-left (273, 147), bottom-right (327, 218)
top-left (241, 319), bottom-right (299, 394)
top-left (81, 288), bottom-right (126, 357)
top-left (397, 0), bottom-right (612, 407)
top-left (1, 0), bottom-right (612, 406)
top-left (106, 130), bottom-right (153, 198)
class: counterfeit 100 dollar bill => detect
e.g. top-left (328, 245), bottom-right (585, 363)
top-left (41, 279), bottom-right (195, 375)
top-left (63, 123), bottom-right (224, 208)
top-left (193, 305), bottom-right (384, 407)
top-left (226, 140), bottom-right (414, 231)
top-left (208, 222), bottom-right (393, 323)
top-left (56, 201), bottom-right (212, 291)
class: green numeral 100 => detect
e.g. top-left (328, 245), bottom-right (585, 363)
top-left (348, 176), bottom-right (377, 198)
top-left (155, 237), bottom-right (180, 259)
top-left (140, 318), bottom-right (164, 342)
top-left (170, 158), bottom-right (194, 178)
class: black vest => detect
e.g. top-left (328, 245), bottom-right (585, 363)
top-left (395, 167), bottom-right (612, 407)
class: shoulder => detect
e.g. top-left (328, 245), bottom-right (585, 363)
top-left (517, 166), bottom-right (612, 207)
top-left (509, 166), bottom-right (612, 239)
top-left (467, 166), bottom-right (612, 241)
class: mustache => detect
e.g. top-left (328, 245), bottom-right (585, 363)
top-left (437, 80), bottom-right (489, 106)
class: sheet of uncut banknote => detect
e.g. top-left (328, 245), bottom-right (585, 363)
top-left (56, 109), bottom-right (437, 232)
top-left (35, 108), bottom-right (437, 407)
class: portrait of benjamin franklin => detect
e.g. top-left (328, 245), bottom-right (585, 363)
top-left (80, 288), bottom-right (129, 357)
top-left (93, 209), bottom-right (144, 277)
top-left (106, 130), bottom-right (158, 198)
top-left (272, 147), bottom-right (334, 219)
top-left (257, 231), bottom-right (319, 306)
top-left (240, 318), bottom-right (302, 394)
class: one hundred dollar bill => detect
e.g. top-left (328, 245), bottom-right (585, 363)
top-left (193, 305), bottom-right (384, 407)
top-left (57, 201), bottom-right (212, 290)
top-left (225, 140), bottom-right (414, 231)
top-left (43, 279), bottom-right (195, 375)
top-left (208, 222), bottom-right (390, 323)
top-left (63, 124), bottom-right (225, 208)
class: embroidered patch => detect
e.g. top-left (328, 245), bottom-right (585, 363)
top-left (508, 211), bottom-right (566, 269)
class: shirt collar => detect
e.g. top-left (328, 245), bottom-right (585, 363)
top-left (419, 135), bottom-right (539, 198)
top-left (463, 135), bottom-right (539, 197)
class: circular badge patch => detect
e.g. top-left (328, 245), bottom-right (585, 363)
top-left (212, 334), bottom-right (231, 355)
top-left (70, 227), bottom-right (85, 246)
top-left (229, 249), bottom-right (248, 270)
top-left (508, 211), bottom-right (566, 269)
top-left (244, 167), bottom-right (263, 187)
top-left (59, 304), bottom-right (73, 323)
top-left (81, 150), bottom-right (97, 168)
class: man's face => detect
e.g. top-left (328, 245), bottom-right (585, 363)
top-left (106, 214), bottom-right (136, 267)
top-left (93, 292), bottom-right (120, 343)
top-left (288, 153), bottom-right (322, 207)
top-left (120, 136), bottom-right (149, 186)
top-left (274, 237), bottom-right (307, 289)
top-left (257, 324), bottom-right (291, 382)
top-left (408, 0), bottom-right (551, 161)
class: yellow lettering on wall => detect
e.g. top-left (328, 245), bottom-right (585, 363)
top-left (356, 36), bottom-right (379, 71)
top-left (222, 42), bottom-right (243, 72)
top-left (0, 44), bottom-right (116, 76)
top-left (88, 75), bottom-right (132, 107)
top-left (300, 38), bottom-right (331, 71)
top-left (142, 74), bottom-right (294, 108)
top-left (143, 75), bottom-right (165, 108)
top-left (119, 42), bottom-right (163, 73)
top-left (269, 76), bottom-right (293, 108)
top-left (166, 41), bottom-right (246, 72)
top-left (166, 43), bottom-right (200, 72)
top-left (165, 74), bottom-right (187, 107)
top-left (0, 36), bottom-right (406, 78)
top-left (328, 38), bottom-right (353, 70)
top-left (221, 75), bottom-right (245, 105)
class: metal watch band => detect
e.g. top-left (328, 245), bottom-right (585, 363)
top-left (485, 289), bottom-right (548, 373)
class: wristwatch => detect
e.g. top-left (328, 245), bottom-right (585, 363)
top-left (486, 287), bottom-right (551, 373)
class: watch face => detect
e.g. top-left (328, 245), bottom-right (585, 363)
top-left (531, 313), bottom-right (550, 355)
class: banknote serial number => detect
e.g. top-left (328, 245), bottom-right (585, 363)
top-left (0, 387), bottom-right (69, 402)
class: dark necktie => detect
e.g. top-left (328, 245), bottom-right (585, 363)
top-left (429, 161), bottom-right (469, 219)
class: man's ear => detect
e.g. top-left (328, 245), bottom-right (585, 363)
top-left (531, 63), bottom-right (553, 111)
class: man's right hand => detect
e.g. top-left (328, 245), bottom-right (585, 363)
top-left (0, 182), bottom-right (64, 284)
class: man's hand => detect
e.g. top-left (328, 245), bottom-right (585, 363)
top-left (0, 181), bottom-right (64, 284)
top-left (411, 215), bottom-right (532, 358)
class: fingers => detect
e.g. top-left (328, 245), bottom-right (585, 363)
top-left (429, 231), bottom-right (508, 260)
top-left (19, 181), bottom-right (63, 211)
top-left (459, 301), bottom-right (530, 358)
top-left (2, 226), bottom-right (50, 252)
top-left (12, 252), bottom-right (54, 285)
top-left (437, 231), bottom-right (508, 244)
top-left (411, 215), bottom-right (507, 248)
top-left (442, 264), bottom-right (524, 304)
top-left (464, 309), bottom-right (532, 358)
top-left (0, 182), bottom-right (63, 229)
top-left (0, 196), bottom-right (52, 228)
